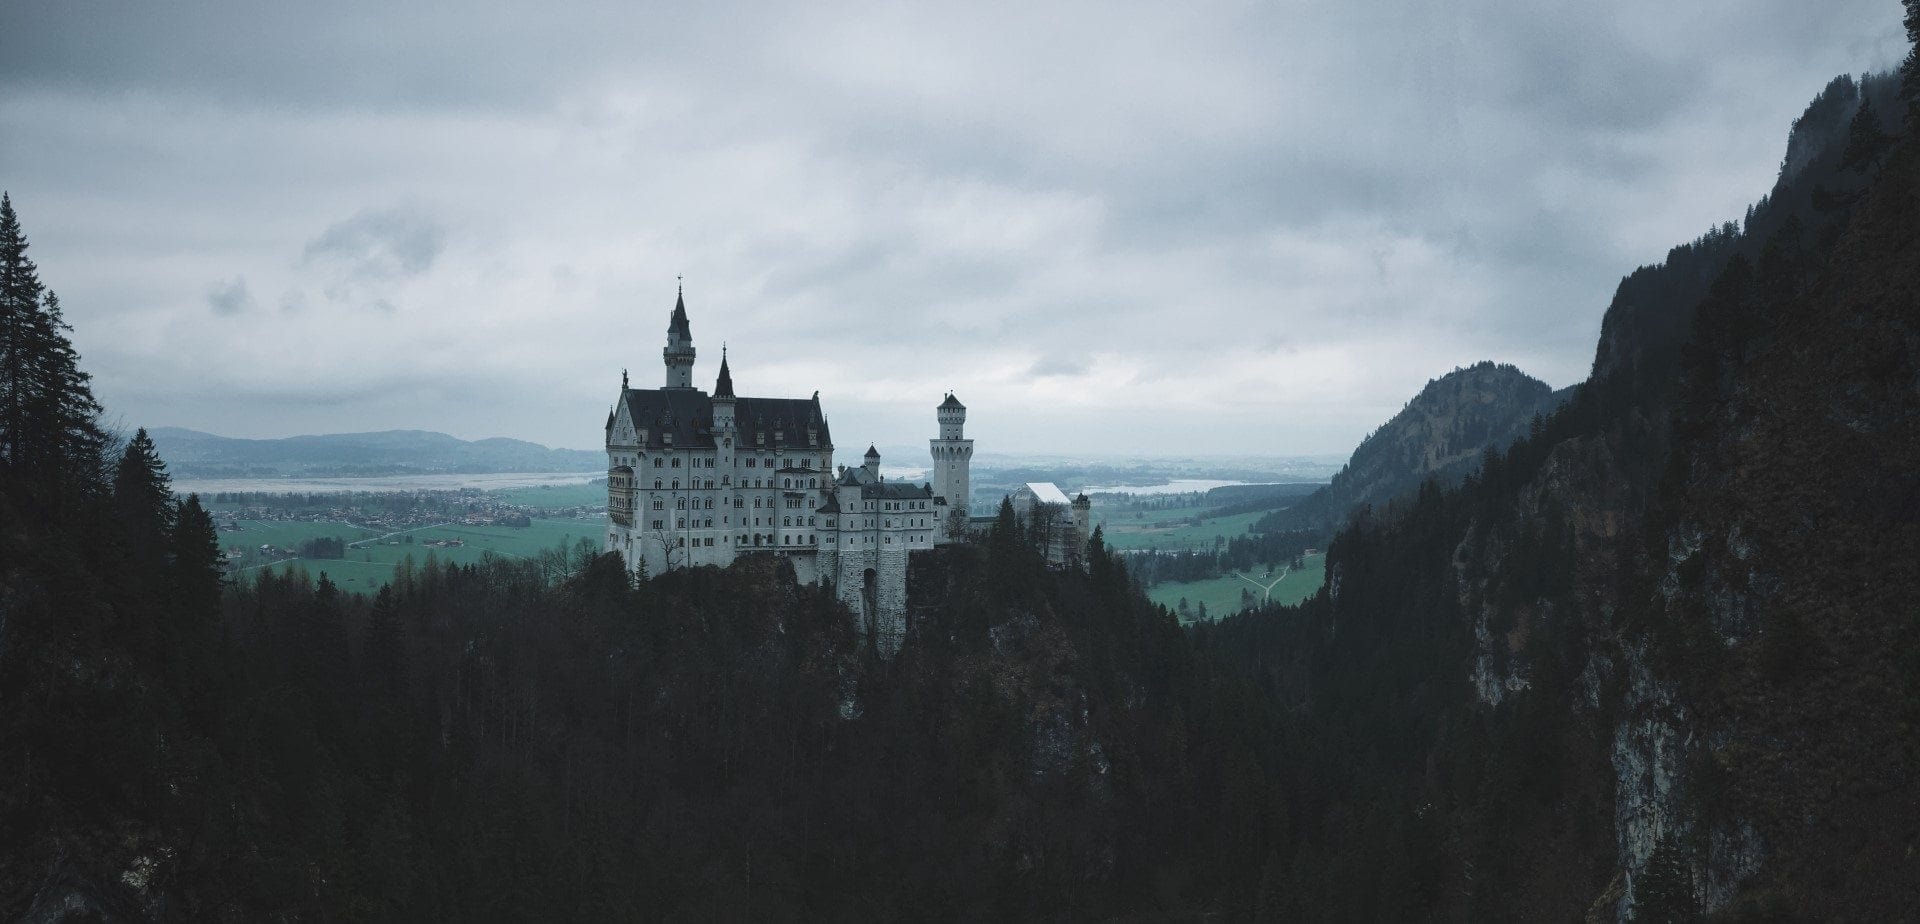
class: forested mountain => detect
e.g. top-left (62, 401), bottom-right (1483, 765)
top-left (1257, 361), bottom-right (1565, 535)
top-left (1201, 64), bottom-right (1920, 918)
top-left (145, 426), bottom-right (603, 477)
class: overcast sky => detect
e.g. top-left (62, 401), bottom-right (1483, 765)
top-left (0, 2), bottom-right (1906, 455)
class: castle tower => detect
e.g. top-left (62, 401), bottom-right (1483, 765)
top-left (663, 285), bottom-right (696, 389)
top-left (864, 445), bottom-right (882, 480)
top-left (930, 393), bottom-right (974, 539)
top-left (1071, 492), bottom-right (1091, 548)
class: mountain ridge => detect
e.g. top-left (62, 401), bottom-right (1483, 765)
top-left (144, 426), bottom-right (604, 477)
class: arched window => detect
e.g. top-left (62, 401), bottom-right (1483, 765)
top-left (654, 458), bottom-right (663, 468)
top-left (782, 516), bottom-right (791, 526)
top-left (783, 478), bottom-right (791, 488)
top-left (654, 480), bottom-right (662, 489)
top-left (671, 480), bottom-right (679, 490)
top-left (672, 458), bottom-right (681, 468)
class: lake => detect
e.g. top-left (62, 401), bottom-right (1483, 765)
top-left (173, 471), bottom-right (604, 496)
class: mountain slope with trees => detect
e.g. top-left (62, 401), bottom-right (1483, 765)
top-left (1202, 61), bottom-right (1920, 919)
top-left (1256, 362), bottom-right (1565, 536)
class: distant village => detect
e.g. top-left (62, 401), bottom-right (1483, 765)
top-left (199, 487), bottom-right (605, 570)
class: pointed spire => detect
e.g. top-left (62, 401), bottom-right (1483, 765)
top-left (669, 281), bottom-right (691, 338)
top-left (621, 367), bottom-right (628, 390)
top-left (714, 344), bottom-right (735, 399)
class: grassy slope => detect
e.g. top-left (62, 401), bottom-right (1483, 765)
top-left (1149, 553), bottom-right (1325, 623)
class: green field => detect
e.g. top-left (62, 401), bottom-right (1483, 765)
top-left (218, 519), bottom-right (385, 550)
top-left (230, 517), bottom-right (600, 592)
top-left (486, 482), bottom-right (606, 509)
top-left (1095, 504), bottom-right (1271, 551)
top-left (1148, 553), bottom-right (1325, 623)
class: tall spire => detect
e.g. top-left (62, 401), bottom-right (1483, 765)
top-left (663, 280), bottom-right (696, 388)
top-left (669, 278), bottom-right (691, 338)
top-left (714, 343), bottom-right (735, 399)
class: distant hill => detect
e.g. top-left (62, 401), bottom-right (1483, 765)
top-left (1260, 362), bottom-right (1567, 533)
top-left (146, 427), bottom-right (604, 477)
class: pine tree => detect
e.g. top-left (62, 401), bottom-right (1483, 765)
top-left (1904, 0), bottom-right (1920, 130)
top-left (1841, 93), bottom-right (1891, 172)
top-left (0, 191), bottom-right (38, 477)
top-left (0, 195), bottom-right (106, 513)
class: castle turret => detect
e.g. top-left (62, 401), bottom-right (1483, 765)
top-left (930, 393), bottom-right (974, 540)
top-left (1071, 492), bottom-right (1091, 543)
top-left (663, 284), bottom-right (695, 389)
top-left (864, 444), bottom-right (882, 480)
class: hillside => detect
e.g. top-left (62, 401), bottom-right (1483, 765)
top-left (1257, 361), bottom-right (1565, 534)
top-left (1201, 69), bottom-right (1919, 918)
top-left (146, 426), bottom-right (604, 477)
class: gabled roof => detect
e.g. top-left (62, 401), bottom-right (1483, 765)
top-left (939, 393), bottom-right (965, 410)
top-left (862, 482), bottom-right (933, 500)
top-left (618, 388), bottom-right (831, 451)
top-left (1020, 482), bottom-right (1073, 506)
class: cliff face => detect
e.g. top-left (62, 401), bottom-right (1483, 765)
top-left (1263, 362), bottom-right (1562, 534)
top-left (1207, 71), bottom-right (1919, 920)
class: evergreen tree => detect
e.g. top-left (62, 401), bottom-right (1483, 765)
top-left (0, 195), bottom-right (105, 513)
top-left (1905, 0), bottom-right (1920, 129)
top-left (1841, 93), bottom-right (1891, 172)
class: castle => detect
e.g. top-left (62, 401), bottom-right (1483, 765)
top-left (604, 289), bottom-right (972, 652)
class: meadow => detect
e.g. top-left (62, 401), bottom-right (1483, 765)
top-left (1093, 502), bottom-right (1272, 551)
top-left (1146, 553), bottom-right (1326, 623)
top-left (231, 517), bottom-right (600, 592)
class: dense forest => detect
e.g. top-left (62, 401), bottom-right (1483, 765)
top-left (4, 7), bottom-right (1919, 919)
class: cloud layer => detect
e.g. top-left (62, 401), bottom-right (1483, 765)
top-left (0, 1), bottom-right (1906, 453)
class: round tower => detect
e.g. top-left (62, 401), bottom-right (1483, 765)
top-left (663, 284), bottom-right (696, 389)
top-left (930, 393), bottom-right (974, 539)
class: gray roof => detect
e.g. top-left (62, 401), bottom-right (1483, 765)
top-left (620, 387), bottom-right (830, 451)
top-left (668, 289), bottom-right (690, 337)
top-left (939, 392), bottom-right (965, 410)
top-left (861, 482), bottom-right (933, 500)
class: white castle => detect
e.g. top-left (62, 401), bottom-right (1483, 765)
top-left (604, 288), bottom-right (973, 651)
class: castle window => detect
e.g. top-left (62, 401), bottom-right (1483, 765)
top-left (734, 498), bottom-right (743, 508)
top-left (677, 518), bottom-right (685, 528)
top-left (652, 500), bottom-right (663, 510)
top-left (652, 519), bottom-right (663, 529)
top-left (654, 480), bottom-right (662, 489)
top-left (672, 458), bottom-right (681, 468)
top-left (677, 538), bottom-right (685, 548)
top-left (747, 459), bottom-right (756, 468)
top-left (704, 519), bottom-right (713, 528)
top-left (671, 481), bottom-right (679, 490)
top-left (654, 458), bottom-right (663, 468)
top-left (703, 499), bottom-right (713, 509)
top-left (783, 478), bottom-right (791, 488)
top-left (810, 535), bottom-right (816, 545)
top-left (783, 517), bottom-right (791, 527)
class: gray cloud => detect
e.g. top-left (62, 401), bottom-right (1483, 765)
top-left (1029, 355), bottom-right (1089, 378)
top-left (303, 207), bottom-right (446, 282)
top-left (0, 1), bottom-right (1906, 453)
top-left (206, 276), bottom-right (254, 315)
